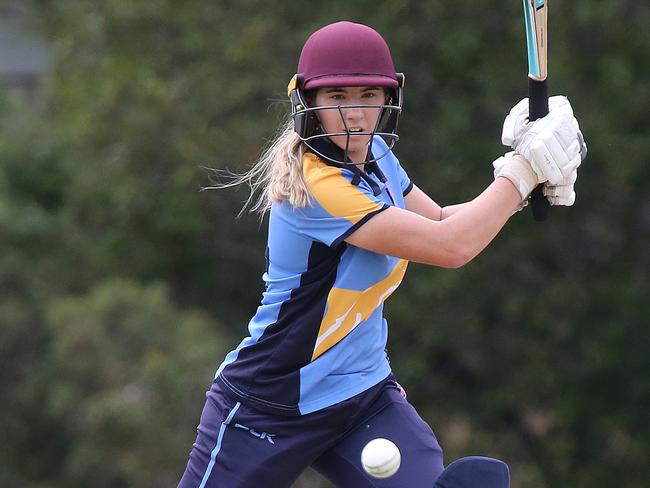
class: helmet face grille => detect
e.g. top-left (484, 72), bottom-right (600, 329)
top-left (289, 84), bottom-right (403, 165)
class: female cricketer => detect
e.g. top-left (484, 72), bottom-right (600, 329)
top-left (178, 21), bottom-right (586, 488)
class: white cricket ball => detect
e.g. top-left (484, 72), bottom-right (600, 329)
top-left (361, 438), bottom-right (401, 479)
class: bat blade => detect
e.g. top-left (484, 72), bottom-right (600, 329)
top-left (525, 0), bottom-right (547, 82)
top-left (523, 0), bottom-right (550, 221)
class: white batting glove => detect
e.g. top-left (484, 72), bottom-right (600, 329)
top-left (492, 151), bottom-right (539, 202)
top-left (500, 97), bottom-right (586, 207)
top-left (544, 168), bottom-right (577, 206)
top-left (514, 110), bottom-right (585, 186)
top-left (502, 96), bottom-right (575, 147)
top-left (502, 96), bottom-right (587, 183)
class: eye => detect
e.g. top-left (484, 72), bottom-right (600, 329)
top-left (362, 90), bottom-right (384, 102)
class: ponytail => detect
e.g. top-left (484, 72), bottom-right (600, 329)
top-left (205, 117), bottom-right (310, 217)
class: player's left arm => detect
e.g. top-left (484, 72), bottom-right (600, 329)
top-left (405, 184), bottom-right (473, 221)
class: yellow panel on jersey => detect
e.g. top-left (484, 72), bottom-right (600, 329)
top-left (303, 153), bottom-right (385, 225)
top-left (312, 259), bottom-right (408, 361)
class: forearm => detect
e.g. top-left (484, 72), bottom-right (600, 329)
top-left (440, 177), bottom-right (521, 264)
top-left (405, 185), bottom-right (480, 221)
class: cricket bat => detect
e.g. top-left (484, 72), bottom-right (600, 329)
top-left (523, 0), bottom-right (550, 221)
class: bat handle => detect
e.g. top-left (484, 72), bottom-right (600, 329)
top-left (528, 78), bottom-right (550, 221)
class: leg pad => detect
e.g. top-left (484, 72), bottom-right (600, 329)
top-left (433, 456), bottom-right (510, 488)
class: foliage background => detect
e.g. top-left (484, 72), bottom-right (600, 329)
top-left (1, 1), bottom-right (648, 486)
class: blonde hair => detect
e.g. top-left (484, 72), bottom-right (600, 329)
top-left (205, 117), bottom-right (311, 217)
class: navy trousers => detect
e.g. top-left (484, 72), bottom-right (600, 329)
top-left (177, 375), bottom-right (444, 487)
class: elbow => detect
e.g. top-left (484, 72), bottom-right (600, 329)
top-left (436, 227), bottom-right (478, 269)
top-left (416, 219), bottom-right (478, 269)
top-left (443, 249), bottom-right (473, 269)
top-left (435, 222), bottom-right (477, 268)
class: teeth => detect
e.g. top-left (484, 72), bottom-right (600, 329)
top-left (349, 128), bottom-right (363, 132)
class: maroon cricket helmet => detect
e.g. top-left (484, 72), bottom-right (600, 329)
top-left (297, 21), bottom-right (399, 90)
top-left (287, 21), bottom-right (405, 165)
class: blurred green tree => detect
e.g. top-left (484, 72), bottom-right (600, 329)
top-left (0, 0), bottom-right (647, 487)
top-left (46, 279), bottom-right (224, 487)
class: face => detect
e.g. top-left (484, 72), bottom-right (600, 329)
top-left (313, 86), bottom-right (386, 164)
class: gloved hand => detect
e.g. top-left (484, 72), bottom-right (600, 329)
top-left (502, 96), bottom-right (587, 186)
top-left (493, 152), bottom-right (578, 209)
top-left (502, 96), bottom-right (587, 206)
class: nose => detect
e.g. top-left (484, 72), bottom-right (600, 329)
top-left (341, 107), bottom-right (364, 132)
top-left (341, 105), bottom-right (363, 122)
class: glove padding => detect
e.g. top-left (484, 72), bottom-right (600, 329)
top-left (502, 96), bottom-right (575, 147)
top-left (514, 109), bottom-right (584, 186)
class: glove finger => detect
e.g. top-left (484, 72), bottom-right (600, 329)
top-left (565, 139), bottom-right (583, 168)
top-left (547, 196), bottom-right (575, 206)
top-left (539, 117), bottom-right (583, 178)
top-left (548, 95), bottom-right (566, 107)
top-left (502, 115), bottom-right (518, 146)
top-left (544, 184), bottom-right (574, 198)
top-left (564, 168), bottom-right (578, 185)
top-left (492, 155), bottom-right (506, 178)
top-left (530, 136), bottom-right (565, 185)
top-left (549, 113), bottom-right (581, 149)
top-left (565, 153), bottom-right (582, 177)
top-left (494, 151), bottom-right (516, 169)
top-left (547, 190), bottom-right (576, 206)
top-left (516, 115), bottom-right (552, 153)
top-left (548, 95), bottom-right (573, 115)
top-left (549, 167), bottom-right (578, 187)
top-left (511, 97), bottom-right (529, 116)
top-left (502, 99), bottom-right (530, 146)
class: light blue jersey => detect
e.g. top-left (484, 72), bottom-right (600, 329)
top-left (216, 137), bottom-right (413, 415)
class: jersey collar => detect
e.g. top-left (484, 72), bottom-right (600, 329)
top-left (307, 138), bottom-right (387, 196)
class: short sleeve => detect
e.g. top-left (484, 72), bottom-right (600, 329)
top-left (398, 162), bottom-right (413, 196)
top-left (296, 153), bottom-right (389, 248)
